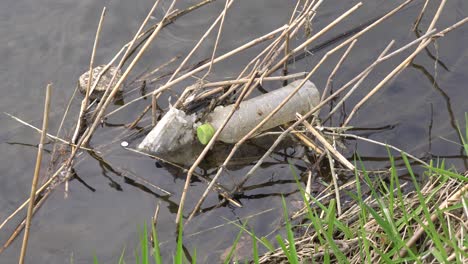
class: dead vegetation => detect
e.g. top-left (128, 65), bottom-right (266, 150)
top-left (1, 0), bottom-right (467, 262)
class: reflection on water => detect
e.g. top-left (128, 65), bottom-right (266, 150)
top-left (0, 0), bottom-right (467, 262)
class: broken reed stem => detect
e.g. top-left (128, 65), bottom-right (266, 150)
top-left (239, 36), bottom-right (422, 184)
top-left (325, 40), bottom-right (395, 121)
top-left (178, 70), bottom-right (260, 226)
top-left (2, 188), bottom-right (52, 255)
top-left (72, 7), bottom-right (106, 144)
top-left (343, 38), bottom-right (432, 126)
top-left (183, 73), bottom-right (309, 106)
top-left (172, 0), bottom-right (234, 108)
top-left (301, 117), bottom-right (354, 170)
top-left (202, 0), bottom-right (230, 79)
top-left (266, 0), bottom-right (412, 77)
top-left (326, 132), bottom-right (428, 166)
top-left (84, 7), bottom-right (106, 112)
top-left (412, 0), bottom-right (430, 31)
top-left (3, 113), bottom-right (94, 152)
top-left (202, 72), bottom-right (308, 88)
top-left (105, 25), bottom-right (288, 118)
top-left (216, 0), bottom-right (318, 103)
top-left (321, 39), bottom-right (357, 102)
top-left (19, 84), bottom-right (51, 264)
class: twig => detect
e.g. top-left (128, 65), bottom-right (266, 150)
top-left (412, 0), bottom-right (430, 31)
top-left (325, 131), bottom-right (429, 167)
top-left (3, 112), bottom-right (94, 152)
top-left (325, 40), bottom-right (395, 121)
top-left (19, 84), bottom-right (51, 264)
top-left (201, 73), bottom-right (308, 88)
top-left (301, 117), bottom-right (354, 171)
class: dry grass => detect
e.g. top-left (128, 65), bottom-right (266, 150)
top-left (1, 0), bottom-right (467, 262)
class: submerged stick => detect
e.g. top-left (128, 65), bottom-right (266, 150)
top-left (19, 84), bottom-right (51, 264)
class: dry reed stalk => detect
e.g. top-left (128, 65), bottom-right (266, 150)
top-left (172, 0), bottom-right (234, 108)
top-left (215, 0), bottom-right (318, 103)
top-left (135, 56), bottom-right (180, 83)
top-left (72, 7), bottom-right (106, 144)
top-left (325, 132), bottom-right (428, 166)
top-left (343, 38), bottom-right (433, 126)
top-left (301, 117), bottom-right (354, 170)
top-left (90, 0), bottom-right (163, 122)
top-left (181, 72), bottom-right (309, 106)
top-left (293, 132), bottom-right (324, 155)
top-left (201, 0), bottom-right (230, 79)
top-left (247, 22), bottom-right (450, 180)
top-left (187, 4), bottom-right (364, 220)
top-left (325, 40), bottom-right (395, 121)
top-left (266, 0), bottom-right (413, 78)
top-left (176, 70), bottom-right (260, 226)
top-left (3, 113), bottom-right (94, 151)
top-left (1, 187), bottom-right (52, 255)
top-left (321, 39), bottom-right (357, 102)
top-left (202, 72), bottom-right (309, 88)
top-left (126, 104), bottom-right (151, 129)
top-left (18, 84), bottom-right (51, 264)
top-left (0, 164), bottom-right (65, 232)
top-left (413, 0), bottom-right (430, 31)
top-left (106, 25), bottom-right (288, 118)
top-left (326, 149), bottom-right (341, 215)
top-left (78, 0), bottom-right (176, 152)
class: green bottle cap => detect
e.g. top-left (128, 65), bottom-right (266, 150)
top-left (196, 123), bottom-right (215, 145)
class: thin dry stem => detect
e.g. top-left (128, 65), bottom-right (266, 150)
top-left (19, 84), bottom-right (51, 264)
top-left (106, 25), bottom-right (288, 117)
top-left (179, 70), bottom-right (259, 225)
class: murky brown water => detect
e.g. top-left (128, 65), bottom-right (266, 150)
top-left (1, 0), bottom-right (467, 263)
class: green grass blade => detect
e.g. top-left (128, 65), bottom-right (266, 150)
top-left (118, 246), bottom-right (126, 264)
top-left (152, 222), bottom-right (162, 264)
top-left (281, 196), bottom-right (299, 264)
top-left (140, 223), bottom-right (149, 264)
top-left (251, 229), bottom-right (259, 264)
top-left (175, 214), bottom-right (184, 264)
top-left (223, 220), bottom-right (248, 264)
top-left (275, 235), bottom-right (294, 263)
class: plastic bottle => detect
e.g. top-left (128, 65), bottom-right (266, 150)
top-left (206, 79), bottom-right (319, 143)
